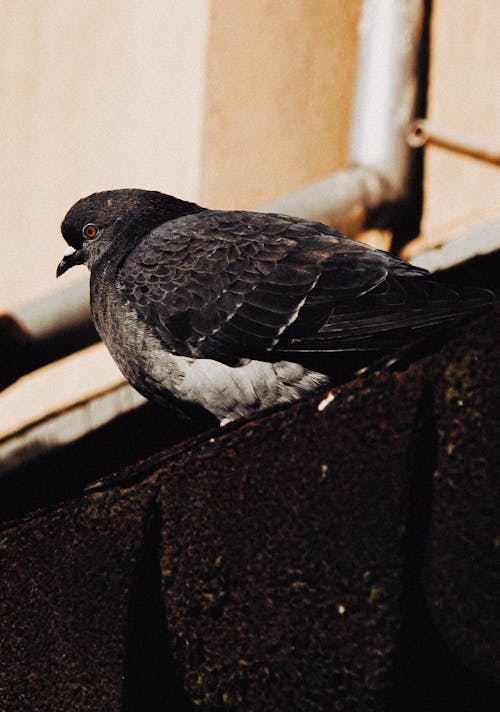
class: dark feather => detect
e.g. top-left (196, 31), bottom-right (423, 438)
top-left (118, 209), bottom-right (493, 365)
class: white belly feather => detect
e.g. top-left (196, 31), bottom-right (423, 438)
top-left (149, 351), bottom-right (330, 424)
top-left (97, 295), bottom-right (330, 423)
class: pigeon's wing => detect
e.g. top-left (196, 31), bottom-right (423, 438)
top-left (117, 210), bottom-right (488, 363)
top-left (276, 258), bottom-right (491, 353)
top-left (117, 211), bottom-right (334, 361)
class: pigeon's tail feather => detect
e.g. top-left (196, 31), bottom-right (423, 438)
top-left (279, 278), bottom-right (495, 354)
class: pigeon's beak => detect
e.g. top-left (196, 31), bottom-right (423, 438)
top-left (56, 246), bottom-right (83, 278)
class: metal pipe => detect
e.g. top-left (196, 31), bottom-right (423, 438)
top-left (349, 0), bottom-right (424, 194)
top-left (1, 0), bottom-right (426, 392)
top-left (258, 166), bottom-right (391, 236)
top-left (260, 0), bottom-right (424, 223)
top-left (408, 118), bottom-right (500, 166)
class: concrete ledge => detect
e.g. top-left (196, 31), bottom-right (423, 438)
top-left (0, 309), bottom-right (499, 710)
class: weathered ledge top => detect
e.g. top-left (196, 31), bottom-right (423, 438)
top-left (1, 309), bottom-right (499, 711)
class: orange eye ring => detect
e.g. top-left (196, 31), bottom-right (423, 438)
top-left (83, 223), bottom-right (98, 239)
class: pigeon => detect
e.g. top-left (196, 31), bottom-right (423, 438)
top-left (57, 189), bottom-right (494, 424)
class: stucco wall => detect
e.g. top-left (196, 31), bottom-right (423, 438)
top-left (200, 0), bottom-right (359, 208)
top-left (1, 0), bottom-right (210, 313)
top-left (405, 0), bottom-right (500, 255)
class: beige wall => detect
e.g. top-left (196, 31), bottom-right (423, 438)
top-left (1, 0), bottom-right (210, 313)
top-left (200, 0), bottom-right (359, 208)
top-left (1, 1), bottom-right (360, 436)
top-left (405, 0), bottom-right (500, 255)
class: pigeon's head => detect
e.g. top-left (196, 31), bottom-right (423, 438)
top-left (57, 188), bottom-right (203, 277)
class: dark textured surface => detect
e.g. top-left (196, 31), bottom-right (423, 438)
top-left (0, 480), bottom-right (158, 710)
top-left (424, 313), bottom-right (500, 683)
top-left (0, 400), bottom-right (213, 525)
top-left (0, 309), bottom-right (499, 711)
top-left (157, 370), bottom-right (420, 711)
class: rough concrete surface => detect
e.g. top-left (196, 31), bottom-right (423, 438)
top-left (0, 309), bottom-right (499, 711)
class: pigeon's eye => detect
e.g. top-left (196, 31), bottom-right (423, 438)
top-left (83, 223), bottom-right (98, 239)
